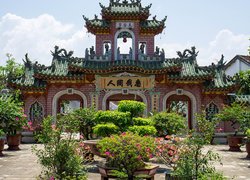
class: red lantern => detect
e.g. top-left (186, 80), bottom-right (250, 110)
top-left (123, 35), bottom-right (127, 43)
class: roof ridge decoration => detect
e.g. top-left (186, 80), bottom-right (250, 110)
top-left (51, 45), bottom-right (74, 59)
top-left (176, 46), bottom-right (199, 60)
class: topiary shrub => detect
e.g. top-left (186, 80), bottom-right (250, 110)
top-left (152, 112), bottom-right (186, 136)
top-left (95, 111), bottom-right (131, 131)
top-left (93, 123), bottom-right (119, 137)
top-left (118, 100), bottom-right (146, 118)
top-left (128, 125), bottom-right (157, 136)
top-left (71, 108), bottom-right (96, 140)
top-left (133, 117), bottom-right (154, 126)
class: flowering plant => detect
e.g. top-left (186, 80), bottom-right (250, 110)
top-left (97, 132), bottom-right (156, 179)
top-left (0, 95), bottom-right (28, 135)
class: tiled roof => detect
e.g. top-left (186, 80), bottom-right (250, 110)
top-left (83, 16), bottom-right (110, 34)
top-left (35, 57), bottom-right (84, 80)
top-left (70, 58), bottom-right (181, 74)
top-left (10, 68), bottom-right (46, 90)
top-left (225, 55), bottom-right (250, 69)
top-left (140, 17), bottom-right (167, 35)
top-left (235, 95), bottom-right (250, 104)
top-left (169, 59), bottom-right (212, 80)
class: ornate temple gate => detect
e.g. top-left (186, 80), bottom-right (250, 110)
top-left (96, 73), bottom-right (155, 113)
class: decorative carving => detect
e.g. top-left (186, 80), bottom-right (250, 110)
top-left (139, 43), bottom-right (145, 54)
top-left (23, 53), bottom-right (33, 70)
top-left (51, 46), bottom-right (74, 58)
top-left (90, 46), bottom-right (96, 58)
top-left (155, 46), bottom-right (160, 56)
top-left (177, 46), bottom-right (199, 59)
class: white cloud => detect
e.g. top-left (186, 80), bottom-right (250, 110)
top-left (0, 13), bottom-right (249, 68)
top-left (0, 13), bottom-right (94, 66)
top-left (161, 29), bottom-right (249, 66)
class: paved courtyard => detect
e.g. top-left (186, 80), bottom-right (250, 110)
top-left (0, 144), bottom-right (249, 180)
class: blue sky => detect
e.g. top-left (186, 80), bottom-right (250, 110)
top-left (0, 0), bottom-right (249, 66)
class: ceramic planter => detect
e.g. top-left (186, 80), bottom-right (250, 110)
top-left (97, 164), bottom-right (159, 180)
top-left (246, 141), bottom-right (250, 158)
top-left (0, 139), bottom-right (5, 156)
top-left (227, 135), bottom-right (244, 152)
top-left (7, 134), bottom-right (21, 150)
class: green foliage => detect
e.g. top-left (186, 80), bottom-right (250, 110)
top-left (93, 123), bottom-right (119, 137)
top-left (196, 112), bottom-right (218, 144)
top-left (152, 112), bottom-right (186, 136)
top-left (0, 128), bottom-right (5, 137)
top-left (71, 108), bottom-right (97, 140)
top-left (118, 100), bottom-right (146, 118)
top-left (132, 117), bottom-right (153, 126)
top-left (128, 125), bottom-right (156, 136)
top-left (33, 116), bottom-right (87, 179)
top-left (0, 54), bottom-right (24, 90)
top-left (95, 110), bottom-right (131, 131)
top-left (215, 102), bottom-right (250, 135)
top-left (246, 129), bottom-right (250, 138)
top-left (98, 132), bottom-right (156, 179)
top-left (0, 94), bottom-right (27, 135)
top-left (234, 70), bottom-right (250, 95)
top-left (166, 112), bottom-right (223, 179)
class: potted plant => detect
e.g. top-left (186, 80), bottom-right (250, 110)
top-left (215, 103), bottom-right (247, 151)
top-left (245, 129), bottom-right (250, 158)
top-left (0, 129), bottom-right (5, 156)
top-left (0, 94), bottom-right (28, 150)
top-left (156, 112), bottom-right (225, 180)
top-left (151, 112), bottom-right (186, 137)
top-left (97, 132), bottom-right (158, 180)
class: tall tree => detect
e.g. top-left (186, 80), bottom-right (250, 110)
top-left (234, 70), bottom-right (250, 95)
top-left (0, 54), bottom-right (24, 90)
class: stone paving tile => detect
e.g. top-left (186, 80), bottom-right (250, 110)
top-left (0, 144), bottom-right (249, 180)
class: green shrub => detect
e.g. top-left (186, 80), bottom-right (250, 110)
top-left (33, 116), bottom-right (87, 179)
top-left (72, 108), bottom-right (96, 140)
top-left (133, 117), bottom-right (153, 126)
top-left (97, 132), bottom-right (156, 179)
top-left (93, 123), bottom-right (119, 137)
top-left (128, 125), bottom-right (157, 136)
top-left (95, 111), bottom-right (131, 131)
top-left (152, 112), bottom-right (186, 136)
top-left (118, 100), bottom-right (146, 118)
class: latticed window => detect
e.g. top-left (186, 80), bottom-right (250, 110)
top-left (29, 102), bottom-right (44, 123)
top-left (206, 103), bottom-right (219, 121)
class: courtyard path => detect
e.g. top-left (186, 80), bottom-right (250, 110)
top-left (0, 144), bottom-right (249, 180)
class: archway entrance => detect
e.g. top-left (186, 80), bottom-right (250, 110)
top-left (166, 95), bottom-right (192, 129)
top-left (106, 94), bottom-right (143, 111)
top-left (57, 94), bottom-right (83, 114)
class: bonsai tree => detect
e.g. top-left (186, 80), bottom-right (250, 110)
top-left (215, 102), bottom-right (248, 136)
top-left (98, 132), bottom-right (156, 180)
top-left (71, 108), bottom-right (97, 140)
top-left (93, 110), bottom-right (131, 137)
top-left (152, 112), bottom-right (186, 136)
top-left (93, 101), bottom-right (156, 137)
top-left (118, 100), bottom-right (146, 118)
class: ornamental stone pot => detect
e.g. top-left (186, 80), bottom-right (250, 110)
top-left (7, 134), bottom-right (21, 150)
top-left (83, 139), bottom-right (104, 157)
top-left (0, 139), bottom-right (5, 156)
top-left (246, 141), bottom-right (250, 158)
top-left (227, 135), bottom-right (244, 152)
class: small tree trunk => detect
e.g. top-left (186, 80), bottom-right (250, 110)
top-left (127, 175), bottom-right (134, 180)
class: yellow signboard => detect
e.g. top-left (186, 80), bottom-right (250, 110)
top-left (97, 76), bottom-right (154, 90)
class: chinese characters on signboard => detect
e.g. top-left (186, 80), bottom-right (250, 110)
top-left (97, 77), bottom-right (154, 90)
